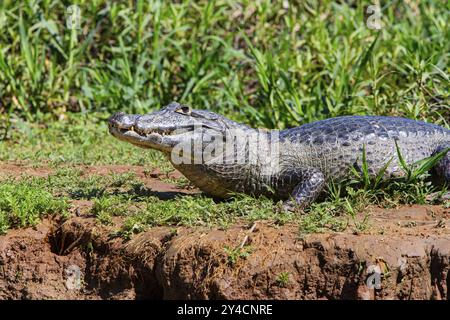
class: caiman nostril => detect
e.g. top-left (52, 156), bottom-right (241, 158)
top-left (108, 112), bottom-right (125, 126)
top-left (108, 112), bottom-right (140, 129)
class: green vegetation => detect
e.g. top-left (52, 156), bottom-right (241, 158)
top-left (276, 272), bottom-right (290, 287)
top-left (224, 245), bottom-right (253, 266)
top-left (0, 114), bottom-right (169, 167)
top-left (1, 1), bottom-right (448, 129)
top-left (299, 146), bottom-right (449, 234)
top-left (0, 180), bottom-right (69, 234)
top-left (0, 146), bottom-right (447, 236)
top-left (91, 195), bottom-right (131, 225)
top-left (0, 1), bottom-right (448, 235)
top-left (119, 194), bottom-right (294, 239)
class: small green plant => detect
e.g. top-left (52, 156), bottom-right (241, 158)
top-left (224, 246), bottom-right (252, 266)
top-left (91, 195), bottom-right (131, 225)
top-left (444, 200), bottom-right (450, 209)
top-left (0, 211), bottom-right (10, 234)
top-left (161, 176), bottom-right (192, 189)
top-left (395, 142), bottom-right (449, 183)
top-left (276, 272), bottom-right (290, 287)
top-left (96, 211), bottom-right (112, 225)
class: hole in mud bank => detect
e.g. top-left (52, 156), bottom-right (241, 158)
top-left (46, 220), bottom-right (164, 299)
top-left (48, 222), bottom-right (91, 256)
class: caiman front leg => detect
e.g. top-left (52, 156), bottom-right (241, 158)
top-left (281, 167), bottom-right (326, 212)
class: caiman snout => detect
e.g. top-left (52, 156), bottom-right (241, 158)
top-left (108, 112), bottom-right (140, 130)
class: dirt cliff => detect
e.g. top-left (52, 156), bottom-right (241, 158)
top-left (1, 204), bottom-right (449, 300)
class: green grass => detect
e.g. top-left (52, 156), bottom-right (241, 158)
top-left (0, 1), bottom-right (448, 130)
top-left (35, 167), bottom-right (142, 198)
top-left (0, 1), bottom-right (448, 236)
top-left (1, 144), bottom-right (447, 236)
top-left (0, 113), bottom-right (170, 167)
top-left (119, 194), bottom-right (293, 239)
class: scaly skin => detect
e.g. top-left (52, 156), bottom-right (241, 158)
top-left (109, 102), bottom-right (450, 211)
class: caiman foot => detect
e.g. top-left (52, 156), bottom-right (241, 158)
top-left (280, 200), bottom-right (305, 214)
top-left (282, 168), bottom-right (325, 212)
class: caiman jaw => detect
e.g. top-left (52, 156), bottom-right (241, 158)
top-left (108, 104), bottom-right (229, 153)
top-left (108, 112), bottom-right (183, 151)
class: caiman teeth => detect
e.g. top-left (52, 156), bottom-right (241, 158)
top-left (111, 125), bottom-right (169, 137)
top-left (115, 127), bottom-right (175, 137)
top-left (145, 131), bottom-right (162, 137)
top-left (144, 130), bottom-right (173, 136)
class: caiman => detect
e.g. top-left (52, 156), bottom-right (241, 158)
top-left (108, 102), bottom-right (450, 211)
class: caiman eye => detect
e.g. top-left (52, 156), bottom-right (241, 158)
top-left (175, 106), bottom-right (191, 115)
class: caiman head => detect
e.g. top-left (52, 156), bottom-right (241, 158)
top-left (108, 102), bottom-right (249, 155)
top-left (109, 102), bottom-right (280, 200)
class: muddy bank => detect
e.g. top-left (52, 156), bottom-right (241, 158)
top-left (1, 204), bottom-right (449, 300)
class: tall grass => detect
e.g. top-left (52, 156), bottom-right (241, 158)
top-left (0, 0), bottom-right (448, 133)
